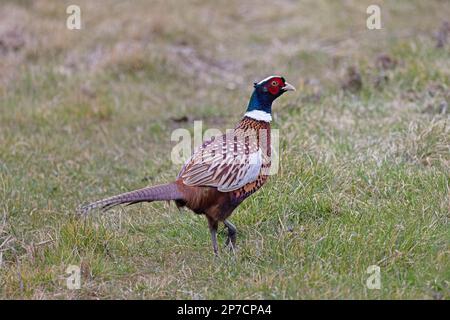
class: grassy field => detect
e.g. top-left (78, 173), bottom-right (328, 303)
top-left (0, 0), bottom-right (449, 299)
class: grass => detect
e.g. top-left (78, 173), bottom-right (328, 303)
top-left (0, 0), bottom-right (449, 299)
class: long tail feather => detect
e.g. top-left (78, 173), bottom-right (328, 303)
top-left (78, 183), bottom-right (183, 214)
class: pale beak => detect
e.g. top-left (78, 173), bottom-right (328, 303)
top-left (282, 82), bottom-right (296, 92)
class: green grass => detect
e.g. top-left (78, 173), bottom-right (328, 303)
top-left (0, 0), bottom-right (449, 299)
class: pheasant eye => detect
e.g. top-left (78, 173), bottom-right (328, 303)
top-left (271, 80), bottom-right (278, 86)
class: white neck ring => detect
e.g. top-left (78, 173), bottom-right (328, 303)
top-left (244, 110), bottom-right (272, 122)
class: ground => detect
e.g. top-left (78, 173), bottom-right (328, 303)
top-left (0, 0), bottom-right (449, 299)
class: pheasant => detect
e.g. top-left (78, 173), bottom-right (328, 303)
top-left (80, 76), bottom-right (295, 255)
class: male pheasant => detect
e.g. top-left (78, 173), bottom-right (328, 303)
top-left (80, 76), bottom-right (295, 255)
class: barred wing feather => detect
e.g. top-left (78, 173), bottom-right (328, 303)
top-left (179, 134), bottom-right (262, 192)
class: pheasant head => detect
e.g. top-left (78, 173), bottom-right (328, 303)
top-left (245, 75), bottom-right (296, 122)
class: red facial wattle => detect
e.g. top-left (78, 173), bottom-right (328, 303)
top-left (265, 77), bottom-right (284, 95)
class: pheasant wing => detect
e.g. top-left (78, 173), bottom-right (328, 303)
top-left (179, 131), bottom-right (262, 192)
